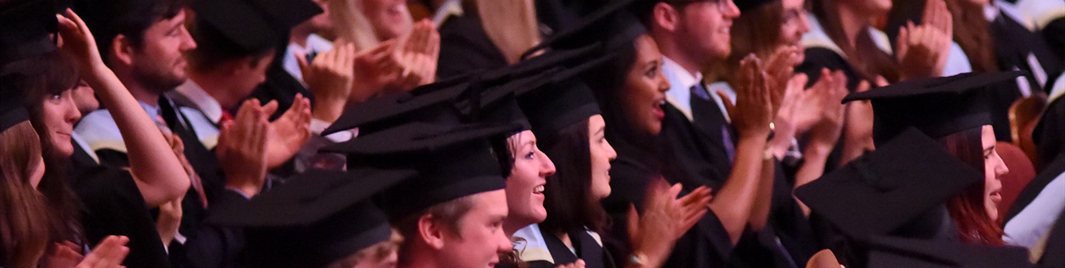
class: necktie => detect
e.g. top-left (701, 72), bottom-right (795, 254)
top-left (158, 99), bottom-right (210, 208)
top-left (219, 110), bottom-right (233, 127)
top-left (691, 83), bottom-right (736, 163)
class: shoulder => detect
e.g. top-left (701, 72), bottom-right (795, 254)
top-left (177, 106), bottom-right (220, 149)
top-left (513, 224), bottom-right (556, 264)
top-left (75, 109), bottom-right (127, 153)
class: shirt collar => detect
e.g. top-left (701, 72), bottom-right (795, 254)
top-left (174, 80), bottom-right (224, 124)
top-left (662, 56), bottom-right (703, 122)
top-left (985, 3), bottom-right (1001, 22)
top-left (71, 132), bottom-right (99, 164)
top-left (283, 34), bottom-right (335, 85)
top-left (138, 100), bottom-right (161, 119)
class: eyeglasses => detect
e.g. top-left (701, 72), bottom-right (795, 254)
top-left (667, 0), bottom-right (733, 11)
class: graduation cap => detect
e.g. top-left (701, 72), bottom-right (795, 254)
top-left (0, 88), bottom-right (28, 132)
top-left (320, 77), bottom-right (536, 137)
top-left (191, 0), bottom-right (321, 54)
top-left (520, 0), bottom-right (643, 60)
top-left (864, 236), bottom-right (1033, 268)
top-left (0, 0), bottom-right (61, 65)
top-left (1, 0), bottom-right (62, 132)
top-left (794, 128), bottom-right (983, 241)
top-left (321, 38), bottom-right (621, 137)
top-left (514, 49), bottom-right (616, 142)
top-left (321, 53), bottom-right (596, 136)
top-left (208, 168), bottom-right (417, 267)
top-left (842, 71), bottom-right (1024, 145)
top-left (324, 122), bottom-right (523, 219)
top-left (734, 0), bottom-right (776, 12)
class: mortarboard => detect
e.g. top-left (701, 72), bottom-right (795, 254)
top-left (191, 0), bottom-right (321, 54)
top-left (842, 71), bottom-right (1024, 145)
top-left (794, 127), bottom-right (982, 241)
top-left (321, 48), bottom-right (605, 136)
top-left (325, 122), bottom-right (525, 219)
top-left (0, 88), bottom-right (28, 132)
top-left (864, 236), bottom-right (1033, 268)
top-left (520, 0), bottom-right (639, 60)
top-left (208, 168), bottom-right (417, 267)
top-left (513, 50), bottom-right (617, 143)
top-left (0, 0), bottom-right (61, 64)
top-left (1, 0), bottom-right (62, 132)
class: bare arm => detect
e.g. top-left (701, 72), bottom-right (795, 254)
top-left (58, 10), bottom-right (189, 207)
top-left (748, 156), bottom-right (775, 231)
top-left (710, 55), bottom-right (774, 244)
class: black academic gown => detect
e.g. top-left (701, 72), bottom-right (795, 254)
top-left (1033, 97), bottom-right (1065, 167)
top-left (436, 10), bottom-right (509, 80)
top-left (75, 166), bottom-right (172, 268)
top-left (1037, 211), bottom-right (1065, 268)
top-left (1043, 18), bottom-right (1065, 65)
top-left (525, 228), bottom-right (616, 268)
top-left (991, 11), bottom-right (1064, 92)
top-left (657, 102), bottom-right (815, 267)
top-left (601, 124), bottom-right (734, 268)
top-left (92, 96), bottom-right (236, 268)
top-left (983, 11), bottom-right (1065, 142)
top-left (250, 62), bottom-right (313, 120)
top-left (182, 190), bottom-right (249, 268)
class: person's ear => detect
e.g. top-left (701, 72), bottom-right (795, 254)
top-left (111, 34), bottom-right (136, 67)
top-left (417, 214), bottom-right (447, 250)
top-left (653, 2), bottom-right (680, 32)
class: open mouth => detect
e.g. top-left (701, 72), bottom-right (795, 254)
top-left (652, 100), bottom-right (666, 120)
top-left (989, 190), bottom-right (1002, 203)
top-left (533, 184), bottom-right (545, 195)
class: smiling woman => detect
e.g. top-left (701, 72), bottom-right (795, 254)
top-left (939, 125), bottom-right (1010, 245)
top-left (502, 130), bottom-right (556, 235)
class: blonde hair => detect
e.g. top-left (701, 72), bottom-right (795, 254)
top-left (330, 0), bottom-right (382, 50)
top-left (475, 0), bottom-right (541, 64)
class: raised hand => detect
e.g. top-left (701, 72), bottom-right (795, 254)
top-left (922, 0), bottom-right (953, 35)
top-left (764, 46), bottom-right (801, 114)
top-left (265, 95), bottom-right (311, 169)
top-left (897, 0), bottom-right (953, 79)
top-left (60, 8), bottom-right (191, 207)
top-left (156, 194), bottom-right (184, 247)
top-left (42, 241), bottom-right (84, 268)
top-left (839, 78), bottom-right (882, 165)
top-left (390, 19), bottom-right (440, 91)
top-left (299, 42), bottom-right (356, 123)
top-left (351, 40), bottom-right (400, 102)
top-left (723, 54), bottom-right (775, 140)
top-left (768, 73), bottom-right (809, 158)
top-left (805, 71), bottom-right (848, 154)
top-left (216, 100), bottom-right (270, 197)
top-left (626, 178), bottom-right (713, 268)
top-left (76, 236), bottom-right (130, 268)
top-left (350, 20), bottom-right (441, 96)
top-left (55, 9), bottom-right (104, 71)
